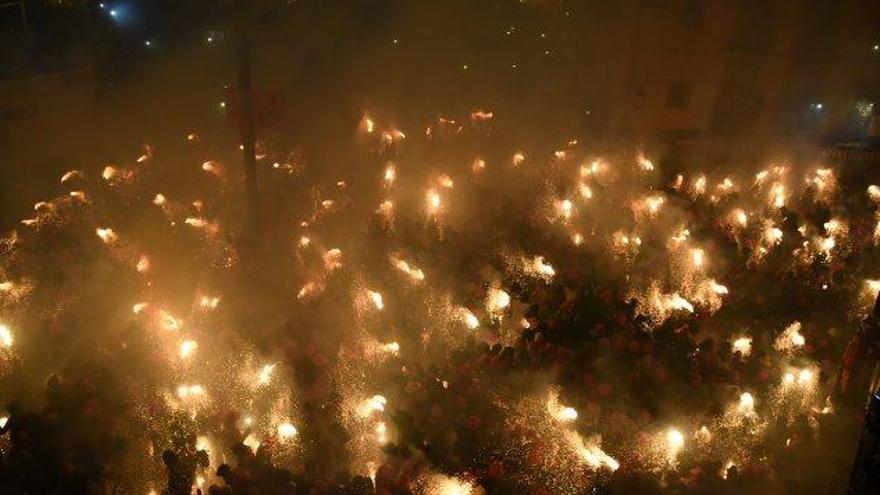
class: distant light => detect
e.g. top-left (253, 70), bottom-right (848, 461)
top-left (462, 63), bottom-right (468, 70)
top-left (99, 2), bottom-right (106, 8)
top-left (144, 40), bottom-right (152, 47)
top-left (109, 9), bottom-right (118, 17)
top-left (511, 63), bottom-right (518, 69)
top-left (874, 44), bottom-right (879, 52)
top-left (392, 38), bottom-right (398, 44)
top-left (219, 101), bottom-right (226, 109)
top-left (811, 102), bottom-right (823, 111)
top-left (206, 35), bottom-right (213, 43)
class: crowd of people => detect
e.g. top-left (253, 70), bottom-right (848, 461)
top-left (1, 117), bottom-right (880, 495)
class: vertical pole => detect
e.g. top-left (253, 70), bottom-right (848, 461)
top-left (236, 0), bottom-right (260, 235)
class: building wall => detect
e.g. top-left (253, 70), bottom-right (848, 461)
top-left (595, 0), bottom-right (880, 139)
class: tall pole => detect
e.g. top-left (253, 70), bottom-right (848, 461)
top-left (236, 0), bottom-right (260, 235)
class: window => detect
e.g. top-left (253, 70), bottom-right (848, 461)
top-left (681, 0), bottom-right (705, 28)
top-left (667, 81), bottom-right (693, 109)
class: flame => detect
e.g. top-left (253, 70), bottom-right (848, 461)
top-left (437, 174), bottom-right (454, 189)
top-left (579, 183), bottom-right (593, 199)
top-left (102, 166), bottom-right (118, 181)
top-left (258, 364), bottom-right (275, 385)
top-left (426, 189), bottom-right (441, 212)
top-left (381, 342), bottom-right (400, 354)
top-left (774, 321), bottom-right (806, 352)
top-left (383, 164), bottom-right (396, 185)
top-left (176, 384), bottom-right (206, 399)
top-left (136, 255), bottom-right (150, 273)
top-left (558, 199), bottom-right (573, 220)
top-left (667, 428), bottom-right (685, 452)
top-left (731, 336), bottom-right (752, 356)
top-left (357, 395), bottom-right (387, 418)
top-left (637, 152), bottom-right (654, 171)
top-left (202, 161), bottom-right (220, 174)
top-left (523, 255), bottom-right (555, 280)
top-left (486, 287), bottom-right (511, 314)
top-left (367, 290), bottom-right (384, 310)
top-left (691, 248), bottom-right (705, 269)
top-left (159, 310), bottom-right (182, 331)
top-left (457, 307), bottom-right (480, 329)
top-left (470, 110), bottom-right (494, 121)
top-left (277, 422), bottom-right (298, 440)
top-left (359, 114), bottom-right (375, 134)
top-left (199, 296), bottom-right (220, 309)
top-left (392, 256), bottom-right (425, 281)
top-left (179, 340), bottom-right (198, 359)
top-left (0, 324), bottom-right (13, 348)
top-left (96, 228), bottom-right (118, 244)
top-left (60, 170), bottom-right (82, 183)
